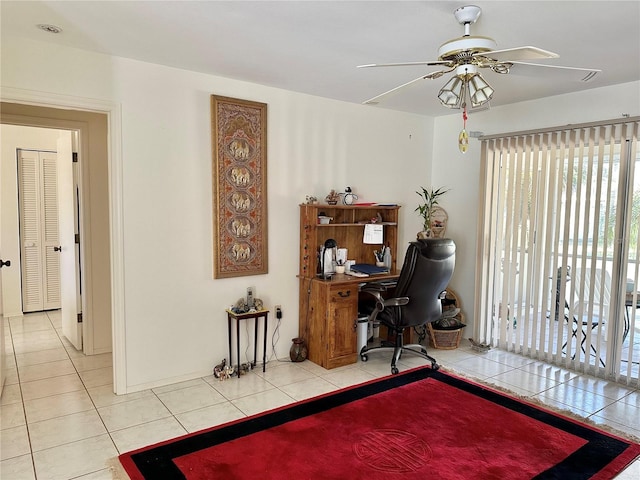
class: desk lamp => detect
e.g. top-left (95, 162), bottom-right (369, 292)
top-left (321, 238), bottom-right (337, 279)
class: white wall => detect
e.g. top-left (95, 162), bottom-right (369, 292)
top-left (2, 37), bottom-right (434, 391)
top-left (431, 81), bottom-right (640, 333)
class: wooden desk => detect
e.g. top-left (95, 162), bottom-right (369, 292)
top-left (226, 309), bottom-right (269, 377)
top-left (299, 272), bottom-right (399, 369)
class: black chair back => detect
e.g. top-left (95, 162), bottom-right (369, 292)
top-left (381, 238), bottom-right (456, 329)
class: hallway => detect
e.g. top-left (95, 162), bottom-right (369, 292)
top-left (1, 310), bottom-right (639, 479)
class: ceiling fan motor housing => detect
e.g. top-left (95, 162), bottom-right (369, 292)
top-left (438, 36), bottom-right (497, 61)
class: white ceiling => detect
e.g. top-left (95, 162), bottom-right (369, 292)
top-left (2, 1), bottom-right (639, 117)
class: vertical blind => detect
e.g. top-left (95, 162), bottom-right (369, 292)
top-left (474, 118), bottom-right (640, 385)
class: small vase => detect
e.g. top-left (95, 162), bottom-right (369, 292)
top-left (289, 337), bottom-right (308, 362)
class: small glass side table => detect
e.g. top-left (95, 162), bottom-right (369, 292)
top-left (225, 309), bottom-right (269, 378)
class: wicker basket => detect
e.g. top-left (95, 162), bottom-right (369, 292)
top-left (427, 287), bottom-right (465, 349)
top-left (427, 323), bottom-right (464, 350)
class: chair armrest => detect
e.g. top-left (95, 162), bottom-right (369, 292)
top-left (383, 297), bottom-right (409, 308)
top-left (360, 282), bottom-right (391, 294)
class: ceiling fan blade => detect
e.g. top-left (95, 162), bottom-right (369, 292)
top-left (507, 61), bottom-right (601, 82)
top-left (362, 74), bottom-right (432, 105)
top-left (478, 46), bottom-right (559, 62)
top-left (357, 60), bottom-right (452, 68)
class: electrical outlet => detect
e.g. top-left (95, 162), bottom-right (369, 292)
top-left (275, 305), bottom-right (282, 319)
top-left (246, 287), bottom-right (255, 308)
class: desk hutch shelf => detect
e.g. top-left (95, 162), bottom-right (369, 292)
top-left (298, 203), bottom-right (401, 369)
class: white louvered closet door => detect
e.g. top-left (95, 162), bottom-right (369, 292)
top-left (18, 149), bottom-right (61, 312)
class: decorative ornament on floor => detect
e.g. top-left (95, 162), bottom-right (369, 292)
top-left (289, 337), bottom-right (308, 362)
top-left (213, 359), bottom-right (235, 380)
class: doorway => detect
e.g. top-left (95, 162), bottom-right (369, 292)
top-left (1, 102), bottom-right (112, 356)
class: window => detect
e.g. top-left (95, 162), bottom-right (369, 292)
top-left (475, 119), bottom-right (640, 384)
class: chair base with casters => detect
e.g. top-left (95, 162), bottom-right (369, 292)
top-left (357, 238), bottom-right (455, 375)
top-left (359, 328), bottom-right (439, 375)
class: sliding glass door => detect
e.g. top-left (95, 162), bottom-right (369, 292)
top-left (475, 118), bottom-right (640, 385)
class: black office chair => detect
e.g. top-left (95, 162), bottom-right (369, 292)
top-left (359, 238), bottom-right (456, 374)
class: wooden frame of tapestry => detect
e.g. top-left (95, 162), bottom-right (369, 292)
top-left (211, 95), bottom-right (268, 278)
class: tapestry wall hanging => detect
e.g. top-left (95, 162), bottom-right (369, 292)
top-left (211, 95), bottom-right (268, 278)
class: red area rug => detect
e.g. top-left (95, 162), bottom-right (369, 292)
top-left (119, 367), bottom-right (640, 479)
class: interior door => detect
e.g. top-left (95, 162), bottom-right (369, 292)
top-left (17, 149), bottom-right (61, 312)
top-left (57, 132), bottom-right (82, 349)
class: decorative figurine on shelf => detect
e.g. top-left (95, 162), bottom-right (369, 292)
top-left (232, 298), bottom-right (248, 314)
top-left (305, 195), bottom-right (318, 205)
top-left (325, 189), bottom-right (340, 205)
top-left (342, 186), bottom-right (358, 205)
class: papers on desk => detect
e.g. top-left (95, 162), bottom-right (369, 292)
top-left (363, 224), bottom-right (383, 244)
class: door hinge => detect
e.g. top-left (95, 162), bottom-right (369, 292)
top-left (72, 152), bottom-right (78, 163)
top-left (75, 234), bottom-right (80, 244)
top-left (77, 313), bottom-right (83, 323)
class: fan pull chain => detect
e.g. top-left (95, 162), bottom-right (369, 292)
top-left (458, 105), bottom-right (469, 153)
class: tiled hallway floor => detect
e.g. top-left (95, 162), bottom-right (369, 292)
top-left (1, 310), bottom-right (639, 479)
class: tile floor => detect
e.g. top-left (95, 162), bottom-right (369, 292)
top-left (1, 310), bottom-right (639, 480)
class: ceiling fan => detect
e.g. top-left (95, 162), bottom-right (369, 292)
top-left (358, 5), bottom-right (601, 110)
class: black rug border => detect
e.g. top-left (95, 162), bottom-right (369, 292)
top-left (122, 367), bottom-right (637, 480)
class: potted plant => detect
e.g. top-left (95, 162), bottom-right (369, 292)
top-left (415, 186), bottom-right (449, 239)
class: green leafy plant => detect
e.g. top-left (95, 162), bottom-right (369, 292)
top-left (415, 186), bottom-right (449, 231)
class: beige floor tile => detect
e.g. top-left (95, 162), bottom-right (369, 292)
top-left (87, 384), bottom-right (154, 409)
top-left (18, 358), bottom-right (76, 383)
top-left (32, 434), bottom-right (117, 480)
top-left (0, 453), bottom-right (35, 480)
top-left (29, 409), bottom-right (107, 452)
top-left (206, 371), bottom-right (274, 400)
top-left (0, 383), bottom-right (22, 406)
top-left (155, 382), bottom-right (227, 415)
top-left (255, 361), bottom-right (317, 387)
top-left (21, 373), bottom-right (84, 401)
top-left (24, 389), bottom-right (95, 424)
top-left (278, 376), bottom-right (339, 401)
top-left (489, 369), bottom-right (562, 395)
top-left (0, 402), bottom-right (26, 429)
top-left (78, 366), bottom-right (113, 389)
top-left (71, 353), bottom-right (113, 372)
top-left (232, 388), bottom-right (295, 416)
top-left (98, 396), bottom-right (172, 432)
top-left (535, 383), bottom-right (615, 415)
top-left (15, 347), bottom-right (69, 368)
top-left (110, 416), bottom-right (188, 453)
top-left (0, 425), bottom-right (31, 461)
top-left (175, 402), bottom-right (245, 433)
top-left (319, 367), bottom-right (377, 389)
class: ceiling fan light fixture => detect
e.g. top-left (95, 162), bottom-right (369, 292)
top-left (468, 74), bottom-right (494, 107)
top-left (438, 76), bottom-right (464, 107)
